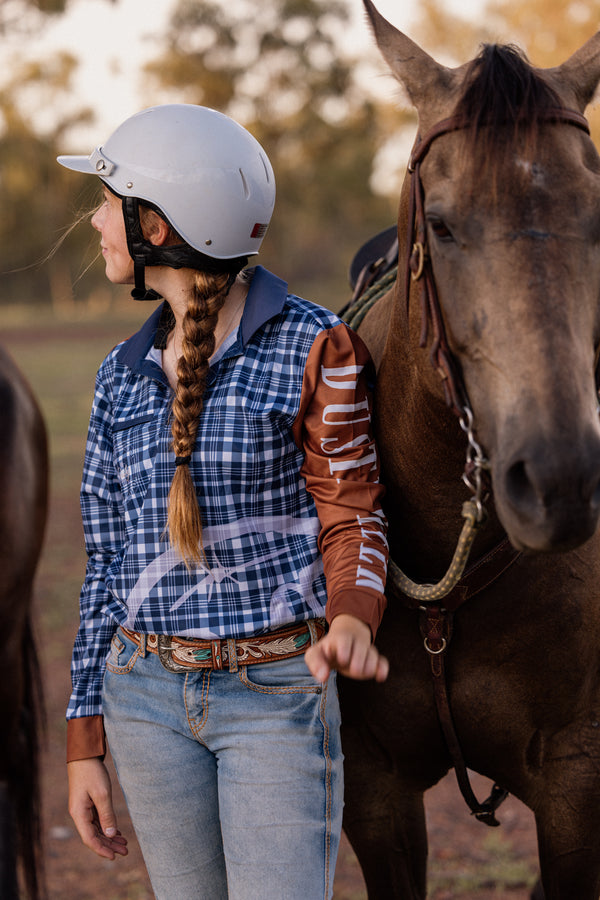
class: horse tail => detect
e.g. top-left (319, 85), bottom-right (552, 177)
top-left (15, 613), bottom-right (46, 900)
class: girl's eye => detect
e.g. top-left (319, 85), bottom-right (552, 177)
top-left (429, 217), bottom-right (453, 241)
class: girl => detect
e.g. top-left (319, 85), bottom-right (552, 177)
top-left (58, 104), bottom-right (389, 900)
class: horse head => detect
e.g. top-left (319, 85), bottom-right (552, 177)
top-left (364, 0), bottom-right (600, 553)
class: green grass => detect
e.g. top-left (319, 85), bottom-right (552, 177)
top-left (428, 831), bottom-right (538, 896)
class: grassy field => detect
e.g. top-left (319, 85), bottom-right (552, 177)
top-left (5, 299), bottom-right (149, 644)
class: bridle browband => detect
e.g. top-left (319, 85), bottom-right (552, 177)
top-left (405, 106), bottom-right (590, 419)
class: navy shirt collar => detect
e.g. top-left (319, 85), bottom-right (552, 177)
top-left (116, 266), bottom-right (289, 373)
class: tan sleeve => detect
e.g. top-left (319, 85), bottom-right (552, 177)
top-left (67, 715), bottom-right (106, 762)
top-left (293, 323), bottom-right (388, 637)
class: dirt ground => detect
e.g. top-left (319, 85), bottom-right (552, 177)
top-left (41, 732), bottom-right (541, 899)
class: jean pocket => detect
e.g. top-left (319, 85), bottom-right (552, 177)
top-left (105, 630), bottom-right (141, 674)
top-left (239, 654), bottom-right (323, 695)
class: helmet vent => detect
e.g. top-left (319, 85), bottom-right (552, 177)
top-left (239, 168), bottom-right (250, 199)
top-left (260, 154), bottom-right (271, 182)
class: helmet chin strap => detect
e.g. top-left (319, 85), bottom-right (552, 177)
top-left (120, 195), bottom-right (248, 301)
top-left (121, 196), bottom-right (161, 301)
top-left (132, 256), bottom-right (161, 302)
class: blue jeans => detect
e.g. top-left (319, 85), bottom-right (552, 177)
top-left (102, 628), bottom-right (343, 899)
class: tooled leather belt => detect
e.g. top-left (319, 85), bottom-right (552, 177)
top-left (120, 618), bottom-right (327, 673)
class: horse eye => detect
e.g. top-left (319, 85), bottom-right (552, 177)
top-left (429, 217), bottom-right (453, 242)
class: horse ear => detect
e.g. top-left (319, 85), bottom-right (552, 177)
top-left (362, 0), bottom-right (460, 111)
top-left (552, 30), bottom-right (600, 110)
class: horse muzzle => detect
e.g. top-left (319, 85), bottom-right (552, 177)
top-left (493, 432), bottom-right (600, 552)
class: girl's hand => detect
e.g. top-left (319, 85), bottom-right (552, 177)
top-left (305, 614), bottom-right (389, 683)
top-left (67, 757), bottom-right (128, 860)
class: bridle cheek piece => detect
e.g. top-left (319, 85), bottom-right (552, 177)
top-left (395, 103), bottom-right (591, 587)
top-left (405, 107), bottom-right (590, 420)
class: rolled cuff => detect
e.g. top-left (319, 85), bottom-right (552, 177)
top-left (67, 715), bottom-right (106, 762)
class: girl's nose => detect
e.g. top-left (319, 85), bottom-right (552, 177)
top-left (91, 208), bottom-right (102, 232)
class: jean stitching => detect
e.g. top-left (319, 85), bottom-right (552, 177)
top-left (238, 665), bottom-right (321, 695)
top-left (184, 670), bottom-right (211, 745)
top-left (320, 678), bottom-right (332, 898)
top-left (106, 645), bottom-right (141, 674)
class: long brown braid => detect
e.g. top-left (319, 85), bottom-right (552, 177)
top-left (167, 269), bottom-right (237, 564)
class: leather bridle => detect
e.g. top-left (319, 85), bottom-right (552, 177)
top-left (404, 106), bottom-right (591, 419)
top-left (394, 105), bottom-right (591, 826)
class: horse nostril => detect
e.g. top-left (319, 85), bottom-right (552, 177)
top-left (505, 459), bottom-right (537, 508)
top-left (592, 479), bottom-right (600, 511)
top-left (503, 449), bottom-right (600, 519)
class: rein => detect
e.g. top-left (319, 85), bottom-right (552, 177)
top-left (346, 104), bottom-right (591, 826)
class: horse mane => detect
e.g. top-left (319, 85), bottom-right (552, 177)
top-left (452, 43), bottom-right (563, 191)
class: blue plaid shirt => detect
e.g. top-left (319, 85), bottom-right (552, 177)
top-left (68, 267), bottom-right (387, 722)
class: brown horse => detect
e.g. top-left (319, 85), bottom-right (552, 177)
top-left (339, 3), bottom-right (600, 899)
top-left (0, 343), bottom-right (47, 899)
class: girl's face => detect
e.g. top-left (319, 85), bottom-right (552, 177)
top-left (91, 186), bottom-right (134, 285)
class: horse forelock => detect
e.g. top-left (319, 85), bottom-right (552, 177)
top-left (452, 44), bottom-right (563, 191)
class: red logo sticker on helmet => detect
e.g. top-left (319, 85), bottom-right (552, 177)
top-left (251, 223), bottom-right (268, 239)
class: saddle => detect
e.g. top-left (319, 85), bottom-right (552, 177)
top-left (348, 225), bottom-right (398, 300)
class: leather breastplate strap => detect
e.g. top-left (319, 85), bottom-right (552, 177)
top-left (423, 539), bottom-right (519, 825)
top-left (388, 536), bottom-right (520, 824)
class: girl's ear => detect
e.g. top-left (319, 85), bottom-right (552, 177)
top-left (142, 210), bottom-right (172, 246)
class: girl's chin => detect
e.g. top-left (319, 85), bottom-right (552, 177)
top-left (104, 266), bottom-right (135, 286)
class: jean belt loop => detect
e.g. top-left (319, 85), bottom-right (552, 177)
top-left (226, 639), bottom-right (239, 673)
top-left (307, 619), bottom-right (320, 646)
top-left (139, 633), bottom-right (147, 657)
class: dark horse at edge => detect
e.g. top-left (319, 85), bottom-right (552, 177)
top-left (340, 3), bottom-right (600, 899)
top-left (0, 343), bottom-right (48, 899)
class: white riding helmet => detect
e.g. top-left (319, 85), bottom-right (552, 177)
top-left (58, 104), bottom-right (276, 260)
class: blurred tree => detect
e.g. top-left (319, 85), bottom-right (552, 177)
top-left (486, 0), bottom-right (600, 66)
top-left (0, 0), bottom-right (126, 307)
top-left (0, 0), bottom-right (67, 33)
top-left (408, 0), bottom-right (600, 66)
top-left (143, 0), bottom-right (404, 307)
top-left (407, 0), bottom-right (487, 63)
top-left (408, 0), bottom-right (600, 140)
top-left (0, 51), bottom-right (102, 307)
top-left (0, 0), bottom-right (116, 34)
